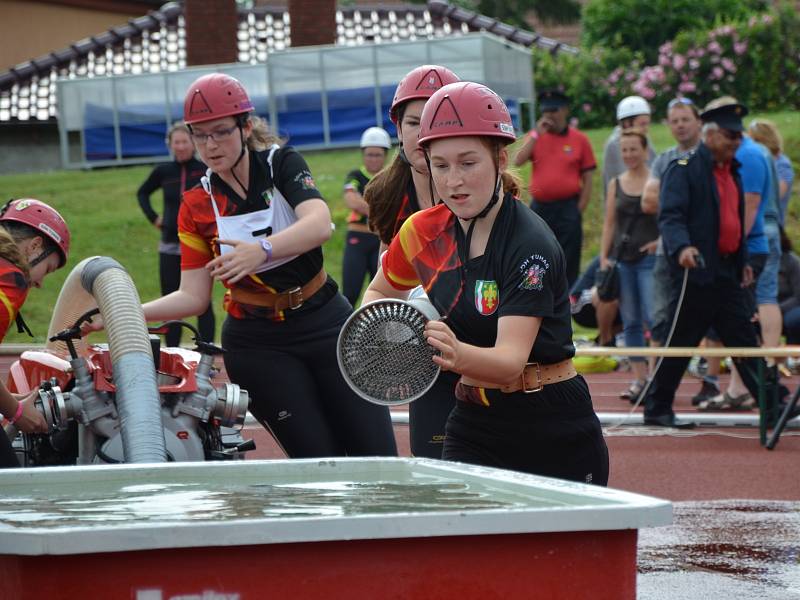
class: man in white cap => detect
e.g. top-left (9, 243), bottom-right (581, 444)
top-left (602, 96), bottom-right (656, 204)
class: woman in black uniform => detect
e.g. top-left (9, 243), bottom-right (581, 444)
top-left (137, 123), bottom-right (215, 346)
top-left (89, 73), bottom-right (397, 459)
top-left (362, 64), bottom-right (460, 459)
top-left (363, 82), bottom-right (608, 483)
top-left (340, 126), bottom-right (391, 306)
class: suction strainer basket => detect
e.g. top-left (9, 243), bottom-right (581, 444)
top-left (337, 297), bottom-right (441, 406)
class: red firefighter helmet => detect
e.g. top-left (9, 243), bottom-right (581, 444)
top-left (183, 73), bottom-right (255, 125)
top-left (389, 65), bottom-right (460, 124)
top-left (0, 199), bottom-right (71, 267)
top-left (418, 82), bottom-right (517, 147)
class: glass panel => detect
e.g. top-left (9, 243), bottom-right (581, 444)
top-left (114, 73), bottom-right (170, 159)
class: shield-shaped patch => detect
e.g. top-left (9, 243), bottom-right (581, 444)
top-left (474, 280), bottom-right (499, 316)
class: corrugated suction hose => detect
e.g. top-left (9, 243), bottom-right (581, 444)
top-left (79, 257), bottom-right (167, 463)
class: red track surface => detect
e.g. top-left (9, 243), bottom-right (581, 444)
top-left (4, 352), bottom-right (798, 502)
top-left (242, 370), bottom-right (800, 502)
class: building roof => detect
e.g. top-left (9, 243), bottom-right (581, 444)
top-left (0, 0), bottom-right (576, 122)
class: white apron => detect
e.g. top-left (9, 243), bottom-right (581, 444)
top-left (202, 145), bottom-right (299, 272)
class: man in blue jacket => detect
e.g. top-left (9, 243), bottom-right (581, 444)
top-left (643, 100), bottom-right (779, 428)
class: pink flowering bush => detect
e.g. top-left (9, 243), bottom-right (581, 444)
top-left (534, 4), bottom-right (799, 126)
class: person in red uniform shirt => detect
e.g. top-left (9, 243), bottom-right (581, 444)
top-left (363, 82), bottom-right (609, 483)
top-left (362, 64), bottom-right (461, 459)
top-left (514, 90), bottom-right (596, 286)
top-left (0, 199), bottom-right (71, 467)
top-left (86, 73), bottom-right (397, 458)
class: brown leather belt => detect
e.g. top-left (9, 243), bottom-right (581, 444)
top-left (230, 269), bottom-right (327, 311)
top-left (459, 359), bottom-right (577, 394)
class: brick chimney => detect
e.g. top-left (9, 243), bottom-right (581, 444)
top-left (185, 0), bottom-right (239, 66)
top-left (288, 0), bottom-right (337, 47)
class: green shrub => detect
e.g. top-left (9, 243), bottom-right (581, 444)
top-left (582, 0), bottom-right (767, 64)
top-left (533, 46), bottom-right (644, 129)
top-left (540, 4), bottom-right (800, 124)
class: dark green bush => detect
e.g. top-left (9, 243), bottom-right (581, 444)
top-left (581, 0), bottom-right (767, 64)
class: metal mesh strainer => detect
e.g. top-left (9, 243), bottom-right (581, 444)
top-left (337, 297), bottom-right (441, 406)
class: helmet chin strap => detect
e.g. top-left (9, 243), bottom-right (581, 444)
top-left (28, 246), bottom-right (55, 269)
top-left (457, 173), bottom-right (502, 275)
top-left (228, 125), bottom-right (249, 197)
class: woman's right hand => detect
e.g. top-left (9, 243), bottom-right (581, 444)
top-left (13, 392), bottom-right (48, 434)
top-left (80, 313), bottom-right (105, 335)
top-left (600, 256), bottom-right (610, 270)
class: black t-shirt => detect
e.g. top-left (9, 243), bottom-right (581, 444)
top-left (383, 193), bottom-right (574, 364)
top-left (137, 157), bottom-right (206, 244)
top-left (179, 146), bottom-right (336, 320)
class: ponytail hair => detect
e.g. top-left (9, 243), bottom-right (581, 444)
top-left (364, 152), bottom-right (413, 245)
top-left (479, 138), bottom-right (523, 199)
top-left (0, 222), bottom-right (37, 280)
top-left (241, 115), bottom-right (283, 151)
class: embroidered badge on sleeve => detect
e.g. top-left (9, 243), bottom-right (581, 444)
top-left (474, 280), bottom-right (499, 316)
top-left (518, 254), bottom-right (550, 291)
top-left (293, 171), bottom-right (317, 190)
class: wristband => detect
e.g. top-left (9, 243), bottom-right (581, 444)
top-left (260, 238), bottom-right (273, 263)
top-left (8, 401), bottom-right (23, 425)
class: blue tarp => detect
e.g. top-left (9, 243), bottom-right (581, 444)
top-left (83, 84), bottom-right (518, 160)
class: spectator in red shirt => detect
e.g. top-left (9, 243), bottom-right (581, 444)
top-left (643, 101), bottom-right (782, 427)
top-left (514, 90), bottom-right (596, 286)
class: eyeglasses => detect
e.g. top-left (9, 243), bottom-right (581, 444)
top-left (191, 126), bottom-right (238, 145)
top-left (667, 97), bottom-right (695, 109)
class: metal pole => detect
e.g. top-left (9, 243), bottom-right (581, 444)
top-left (758, 359), bottom-right (766, 446)
top-left (267, 59), bottom-right (278, 136)
top-left (56, 80), bottom-right (69, 169)
top-left (372, 45), bottom-right (382, 127)
top-left (319, 51), bottom-right (330, 146)
top-left (110, 77), bottom-right (122, 164)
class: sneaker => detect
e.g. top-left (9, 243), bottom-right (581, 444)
top-left (697, 391), bottom-right (755, 412)
top-left (687, 357), bottom-right (708, 379)
top-left (691, 380), bottom-right (720, 407)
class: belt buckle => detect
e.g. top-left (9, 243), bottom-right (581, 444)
top-left (285, 286), bottom-right (303, 310)
top-left (522, 362), bottom-right (543, 393)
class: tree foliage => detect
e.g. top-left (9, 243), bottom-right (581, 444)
top-left (581, 0), bottom-right (767, 63)
top-left (409, 0), bottom-right (581, 28)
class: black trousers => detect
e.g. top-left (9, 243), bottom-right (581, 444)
top-left (160, 252), bottom-right (216, 346)
top-left (222, 293), bottom-right (398, 458)
top-left (531, 197), bottom-right (582, 287)
top-left (644, 259), bottom-right (778, 419)
top-left (341, 230), bottom-right (380, 307)
top-left (409, 371), bottom-right (458, 459)
top-left (443, 376), bottom-right (609, 485)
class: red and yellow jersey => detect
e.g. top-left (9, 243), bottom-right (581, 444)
top-left (178, 147), bottom-right (334, 321)
top-left (383, 204), bottom-right (460, 293)
top-left (0, 258), bottom-right (29, 342)
top-left (383, 195), bottom-right (575, 364)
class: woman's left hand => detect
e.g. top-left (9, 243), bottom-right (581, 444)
top-left (425, 320), bottom-right (463, 372)
top-left (639, 240), bottom-right (659, 255)
top-left (206, 239), bottom-right (265, 284)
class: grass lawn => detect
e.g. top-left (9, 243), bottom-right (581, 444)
top-left (0, 110), bottom-right (798, 343)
